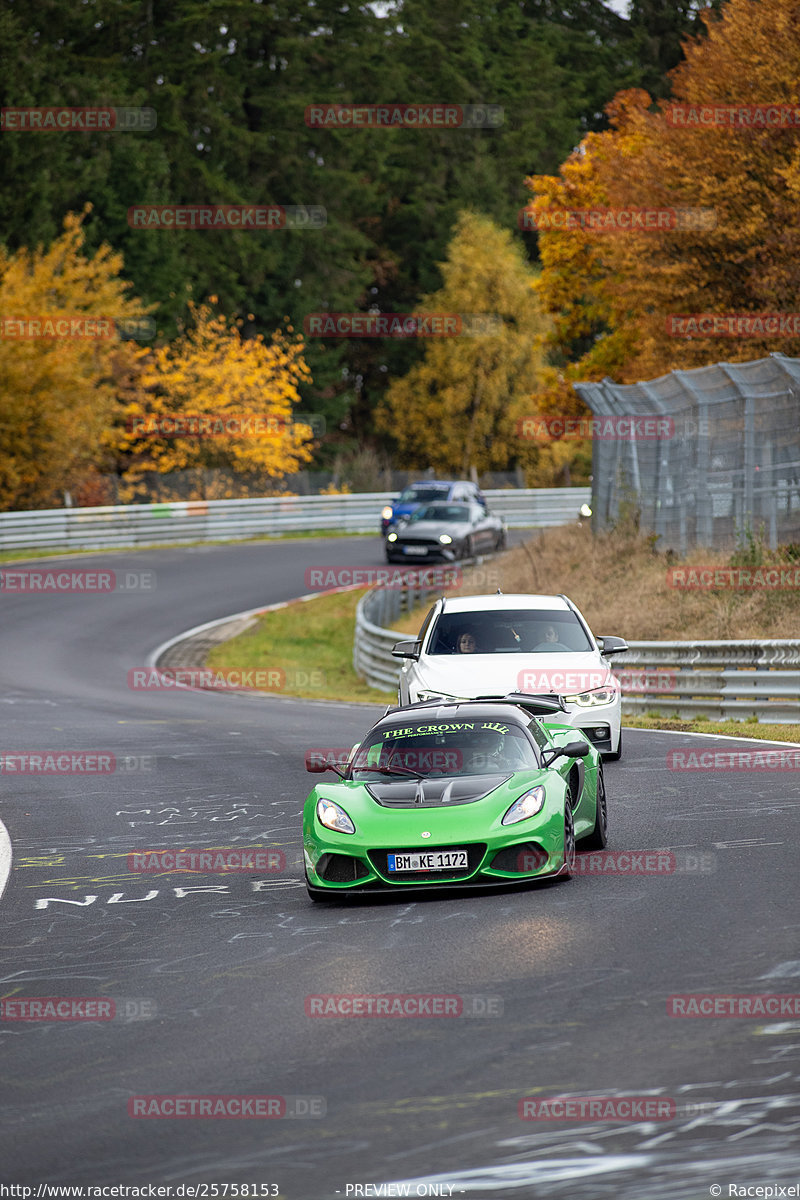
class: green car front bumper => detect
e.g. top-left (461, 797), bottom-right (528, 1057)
top-left (303, 760), bottom-right (599, 895)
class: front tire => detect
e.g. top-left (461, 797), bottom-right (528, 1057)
top-left (579, 765), bottom-right (608, 849)
top-left (561, 794), bottom-right (576, 878)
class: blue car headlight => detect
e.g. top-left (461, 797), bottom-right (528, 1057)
top-left (502, 785), bottom-right (546, 826)
top-left (316, 797), bottom-right (356, 834)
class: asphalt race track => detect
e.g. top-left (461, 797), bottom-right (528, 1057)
top-left (1, 536), bottom-right (799, 1198)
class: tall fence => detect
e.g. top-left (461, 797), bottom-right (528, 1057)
top-left (354, 587), bottom-right (800, 721)
top-left (0, 488), bottom-right (590, 553)
top-left (575, 353), bottom-right (800, 553)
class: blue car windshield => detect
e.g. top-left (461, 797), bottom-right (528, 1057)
top-left (427, 609), bottom-right (593, 655)
top-left (398, 486), bottom-right (450, 503)
top-left (351, 720), bottom-right (539, 778)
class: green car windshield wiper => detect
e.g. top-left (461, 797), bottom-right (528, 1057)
top-left (354, 763), bottom-right (427, 781)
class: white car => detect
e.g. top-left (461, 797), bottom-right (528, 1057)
top-left (392, 593), bottom-right (628, 760)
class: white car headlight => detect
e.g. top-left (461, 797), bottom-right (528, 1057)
top-left (438, 534), bottom-right (453, 544)
top-left (316, 797), bottom-right (355, 834)
top-left (381, 506), bottom-right (393, 520)
top-left (502, 786), bottom-right (546, 826)
top-left (387, 532), bottom-right (398, 542)
top-left (564, 688), bottom-right (617, 707)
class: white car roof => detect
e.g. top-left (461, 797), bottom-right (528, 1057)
top-left (439, 594), bottom-right (573, 613)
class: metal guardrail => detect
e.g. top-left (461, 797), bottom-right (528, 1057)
top-left (354, 588), bottom-right (800, 721)
top-left (0, 488), bottom-right (591, 552)
top-left (353, 585), bottom-right (443, 693)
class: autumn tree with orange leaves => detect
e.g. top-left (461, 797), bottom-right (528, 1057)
top-left (111, 302), bottom-right (315, 501)
top-left (0, 208), bottom-right (150, 510)
top-left (526, 0), bottom-right (800, 414)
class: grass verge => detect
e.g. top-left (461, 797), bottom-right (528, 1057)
top-left (620, 715), bottom-right (800, 742)
top-left (205, 587), bottom-right (395, 705)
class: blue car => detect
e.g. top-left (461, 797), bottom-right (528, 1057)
top-left (381, 481), bottom-right (486, 534)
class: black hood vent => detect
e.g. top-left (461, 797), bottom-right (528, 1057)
top-left (365, 773), bottom-right (510, 808)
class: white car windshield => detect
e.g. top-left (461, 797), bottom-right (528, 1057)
top-left (409, 504), bottom-right (471, 523)
top-left (427, 609), bottom-right (593, 655)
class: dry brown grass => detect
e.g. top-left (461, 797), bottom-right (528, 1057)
top-left (392, 522), bottom-right (800, 641)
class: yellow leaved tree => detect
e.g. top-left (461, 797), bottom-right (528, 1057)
top-left (111, 302), bottom-right (315, 500)
top-left (376, 212), bottom-right (553, 481)
top-left (0, 207), bottom-right (150, 510)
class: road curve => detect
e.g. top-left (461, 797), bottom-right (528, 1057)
top-left (1, 537), bottom-right (799, 1198)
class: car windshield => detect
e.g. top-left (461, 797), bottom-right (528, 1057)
top-left (409, 504), bottom-right (470, 523)
top-left (350, 719), bottom-right (539, 779)
top-left (398, 485), bottom-right (450, 504)
top-left (427, 608), bottom-right (593, 655)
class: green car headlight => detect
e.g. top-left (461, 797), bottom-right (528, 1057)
top-left (387, 532), bottom-right (398, 542)
top-left (564, 688), bottom-right (616, 707)
top-left (316, 797), bottom-right (356, 834)
top-left (438, 534), bottom-right (453, 545)
top-left (502, 785), bottom-right (546, 826)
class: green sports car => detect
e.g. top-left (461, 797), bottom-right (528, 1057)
top-left (302, 694), bottom-right (608, 901)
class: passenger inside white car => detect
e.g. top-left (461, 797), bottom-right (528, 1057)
top-left (531, 623), bottom-right (573, 652)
